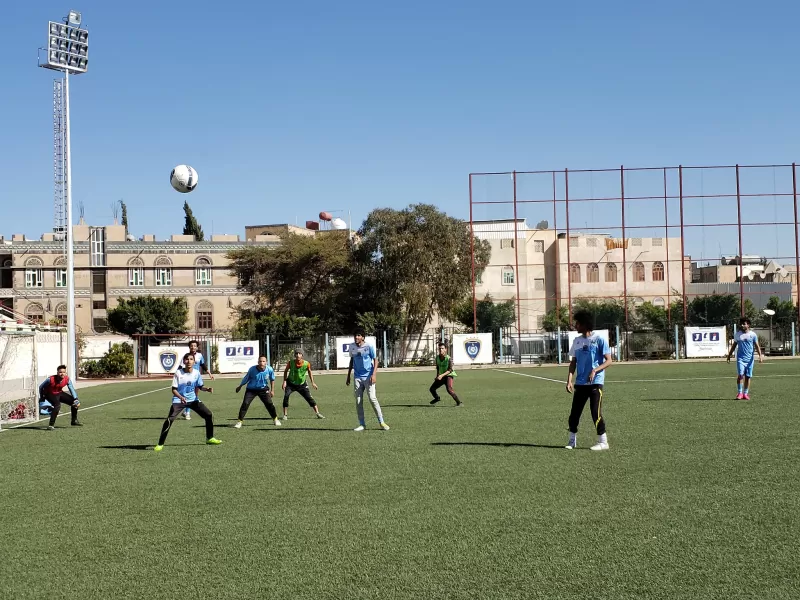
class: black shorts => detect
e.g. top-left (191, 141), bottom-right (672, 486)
top-left (573, 384), bottom-right (603, 402)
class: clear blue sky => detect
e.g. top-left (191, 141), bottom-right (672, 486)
top-left (2, 0), bottom-right (799, 264)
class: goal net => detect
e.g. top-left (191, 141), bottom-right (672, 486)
top-left (0, 332), bottom-right (38, 429)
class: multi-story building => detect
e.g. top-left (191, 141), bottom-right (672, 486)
top-left (0, 222), bottom-right (278, 334)
top-left (473, 219), bottom-right (687, 331)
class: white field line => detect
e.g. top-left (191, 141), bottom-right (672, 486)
top-left (500, 370), bottom-right (800, 384)
top-left (1, 386), bottom-right (170, 431)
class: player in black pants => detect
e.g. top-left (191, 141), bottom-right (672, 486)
top-left (38, 364), bottom-right (82, 430)
top-left (233, 355), bottom-right (282, 429)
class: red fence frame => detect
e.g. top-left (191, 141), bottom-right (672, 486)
top-left (469, 163), bottom-right (800, 338)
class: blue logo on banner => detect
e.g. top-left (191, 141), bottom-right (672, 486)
top-left (342, 343), bottom-right (351, 353)
top-left (226, 346), bottom-right (256, 357)
top-left (464, 339), bottom-right (481, 361)
top-left (159, 351), bottom-right (178, 372)
top-left (692, 332), bottom-right (720, 342)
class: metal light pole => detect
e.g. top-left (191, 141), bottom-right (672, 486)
top-left (763, 308), bottom-right (775, 356)
top-left (39, 11), bottom-right (88, 381)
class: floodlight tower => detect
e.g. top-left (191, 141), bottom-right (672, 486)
top-left (38, 10), bottom-right (89, 381)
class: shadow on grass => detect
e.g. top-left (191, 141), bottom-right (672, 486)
top-left (383, 404), bottom-right (453, 408)
top-left (118, 417), bottom-right (165, 421)
top-left (254, 427), bottom-right (355, 432)
top-left (99, 443), bottom-right (203, 450)
top-left (643, 398), bottom-right (738, 402)
top-left (432, 441), bottom-right (572, 450)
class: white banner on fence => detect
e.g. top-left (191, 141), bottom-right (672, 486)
top-left (335, 336), bottom-right (377, 369)
top-left (567, 329), bottom-right (610, 350)
top-left (147, 346), bottom-right (190, 374)
top-left (685, 326), bottom-right (727, 358)
top-left (452, 333), bottom-right (494, 364)
top-left (218, 341), bottom-right (259, 373)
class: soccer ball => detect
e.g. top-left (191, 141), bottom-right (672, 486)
top-left (170, 165), bottom-right (198, 193)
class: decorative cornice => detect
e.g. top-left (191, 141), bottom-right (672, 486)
top-left (109, 287), bottom-right (248, 296)
top-left (14, 289), bottom-right (91, 298)
top-left (107, 242), bottom-right (278, 253)
top-left (11, 243), bottom-right (89, 254)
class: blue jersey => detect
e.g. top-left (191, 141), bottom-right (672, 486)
top-left (349, 343), bottom-right (375, 379)
top-left (569, 334), bottom-right (610, 386)
top-left (172, 368), bottom-right (203, 403)
top-left (240, 365), bottom-right (275, 390)
top-left (735, 330), bottom-right (758, 362)
top-left (190, 352), bottom-right (206, 372)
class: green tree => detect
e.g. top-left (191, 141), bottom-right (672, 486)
top-left (355, 312), bottom-right (404, 339)
top-left (107, 296), bottom-right (189, 337)
top-left (453, 294), bottom-right (516, 334)
top-left (120, 200), bottom-right (129, 236)
top-left (633, 301), bottom-right (669, 331)
top-left (542, 305), bottom-right (571, 332)
top-left (235, 314), bottom-right (320, 339)
top-left (183, 201), bottom-right (205, 241)
top-left (80, 342), bottom-right (134, 378)
top-left (686, 293), bottom-right (756, 326)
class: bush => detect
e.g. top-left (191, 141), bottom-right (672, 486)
top-left (80, 342), bottom-right (134, 378)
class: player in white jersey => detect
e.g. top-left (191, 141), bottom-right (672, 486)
top-left (726, 317), bottom-right (763, 400)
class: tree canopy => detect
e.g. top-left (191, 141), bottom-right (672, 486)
top-left (183, 201), bottom-right (205, 241)
top-left (107, 296), bottom-right (189, 336)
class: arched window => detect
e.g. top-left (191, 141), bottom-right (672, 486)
top-left (652, 261), bottom-right (665, 282)
top-left (25, 302), bottom-right (44, 324)
top-left (55, 302), bottom-right (68, 326)
top-left (54, 256), bottom-right (67, 288)
top-left (25, 257), bottom-right (43, 288)
top-left (502, 266), bottom-right (515, 285)
top-left (154, 256), bottom-right (172, 287)
top-left (569, 263), bottom-right (581, 283)
top-left (587, 263), bottom-right (599, 283)
top-left (196, 300), bottom-right (213, 331)
top-left (240, 300), bottom-right (256, 313)
top-left (632, 261), bottom-right (645, 282)
top-left (128, 257), bottom-right (144, 287)
top-left (605, 262), bottom-right (618, 283)
top-left (195, 257), bottom-right (212, 287)
top-left (653, 297), bottom-right (665, 307)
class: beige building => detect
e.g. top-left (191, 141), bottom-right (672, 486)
top-left (0, 223), bottom-right (278, 334)
top-left (473, 219), bottom-right (688, 331)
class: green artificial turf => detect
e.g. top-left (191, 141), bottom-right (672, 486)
top-left (1, 361), bottom-right (799, 599)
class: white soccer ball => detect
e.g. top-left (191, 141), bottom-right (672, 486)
top-left (170, 165), bottom-right (198, 193)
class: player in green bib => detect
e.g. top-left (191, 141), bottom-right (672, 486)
top-left (429, 342), bottom-right (462, 406)
top-left (281, 350), bottom-right (324, 420)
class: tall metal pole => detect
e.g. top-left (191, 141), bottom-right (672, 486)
top-left (620, 166), bottom-right (628, 329)
top-left (564, 169), bottom-right (572, 325)
top-left (469, 174), bottom-right (477, 333)
top-left (512, 172), bottom-right (522, 348)
top-left (64, 69), bottom-right (77, 381)
top-left (792, 164), bottom-right (800, 328)
top-left (735, 165), bottom-right (745, 317)
top-left (679, 166), bottom-right (687, 322)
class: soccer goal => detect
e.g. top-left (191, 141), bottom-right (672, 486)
top-left (0, 331), bottom-right (38, 429)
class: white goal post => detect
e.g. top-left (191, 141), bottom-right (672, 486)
top-left (0, 332), bottom-right (39, 429)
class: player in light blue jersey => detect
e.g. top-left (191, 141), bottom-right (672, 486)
top-left (154, 353), bottom-right (221, 452)
top-left (726, 317), bottom-right (763, 400)
top-left (565, 309), bottom-right (612, 451)
top-left (182, 340), bottom-right (214, 421)
top-left (233, 355), bottom-right (281, 429)
top-left (346, 328), bottom-right (389, 431)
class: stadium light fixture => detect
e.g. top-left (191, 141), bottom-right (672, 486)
top-left (38, 10), bottom-right (89, 383)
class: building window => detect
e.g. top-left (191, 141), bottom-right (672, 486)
top-left (536, 315), bottom-right (545, 330)
top-left (239, 300), bottom-right (256, 313)
top-left (569, 263), bottom-right (581, 283)
top-left (25, 258), bottom-right (44, 288)
top-left (534, 278), bottom-right (545, 291)
top-left (90, 227), bottom-right (106, 266)
top-left (634, 297), bottom-right (645, 306)
top-left (155, 256), bottom-right (172, 287)
top-left (605, 262), bottom-right (618, 283)
top-left (93, 317), bottom-right (109, 333)
top-left (569, 237), bottom-right (579, 248)
top-left (587, 263), bottom-right (599, 283)
top-left (475, 271), bottom-right (483, 285)
top-left (653, 297), bottom-right (665, 307)
top-left (586, 238), bottom-right (597, 248)
top-left (54, 256), bottom-right (67, 288)
top-left (93, 300), bottom-right (107, 310)
top-left (652, 238), bottom-right (663, 247)
top-left (502, 266), bottom-right (515, 285)
top-left (92, 271), bottom-right (106, 294)
top-left (533, 240), bottom-right (544, 253)
top-left (195, 257), bottom-right (212, 286)
top-left (633, 261), bottom-right (645, 282)
top-left (196, 300), bottom-right (213, 331)
top-left (500, 238), bottom-right (515, 249)
top-left (55, 303), bottom-right (67, 326)
top-left (652, 261), bottom-right (665, 281)
top-left (128, 258), bottom-right (144, 287)
top-left (631, 238), bottom-right (642, 246)
top-left (25, 302), bottom-right (44, 324)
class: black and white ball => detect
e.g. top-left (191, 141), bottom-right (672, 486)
top-left (170, 165), bottom-right (198, 193)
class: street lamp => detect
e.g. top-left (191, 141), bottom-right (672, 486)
top-left (763, 308), bottom-right (775, 355)
top-left (38, 10), bottom-right (89, 381)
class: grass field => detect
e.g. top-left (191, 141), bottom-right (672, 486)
top-left (2, 360), bottom-right (799, 599)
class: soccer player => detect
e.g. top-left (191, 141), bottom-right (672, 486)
top-left (155, 353), bottom-right (221, 452)
top-left (346, 329), bottom-right (389, 431)
top-left (233, 355), bottom-right (282, 428)
top-left (726, 317), bottom-right (763, 400)
top-left (281, 350), bottom-right (324, 420)
top-left (182, 340), bottom-right (214, 421)
top-left (39, 364), bottom-right (82, 430)
top-left (564, 309), bottom-right (612, 451)
top-left (429, 342), bottom-right (462, 406)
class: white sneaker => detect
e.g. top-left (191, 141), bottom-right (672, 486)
top-left (316, 412), bottom-right (325, 419)
top-left (184, 412), bottom-right (191, 421)
top-left (590, 442), bottom-right (610, 451)
top-left (274, 419), bottom-right (282, 427)
top-left (379, 422), bottom-right (390, 431)
top-left (233, 421), bottom-right (242, 429)
top-left (353, 425), bottom-right (365, 432)
top-left (281, 414), bottom-right (288, 420)
top-left (565, 436), bottom-right (577, 450)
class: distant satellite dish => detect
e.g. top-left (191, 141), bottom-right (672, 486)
top-left (331, 218), bottom-right (347, 230)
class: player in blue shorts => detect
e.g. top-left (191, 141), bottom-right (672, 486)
top-left (726, 317), bottom-right (763, 400)
top-left (565, 309), bottom-right (612, 451)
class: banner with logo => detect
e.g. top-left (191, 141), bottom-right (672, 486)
top-left (567, 329), bottom-right (610, 351)
top-left (685, 326), bottom-right (727, 358)
top-left (452, 333), bottom-right (493, 365)
top-left (218, 341), bottom-right (259, 373)
top-left (147, 346), bottom-right (190, 374)
top-left (335, 336), bottom-right (377, 369)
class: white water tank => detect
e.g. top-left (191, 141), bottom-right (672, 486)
top-left (331, 218), bottom-right (347, 230)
